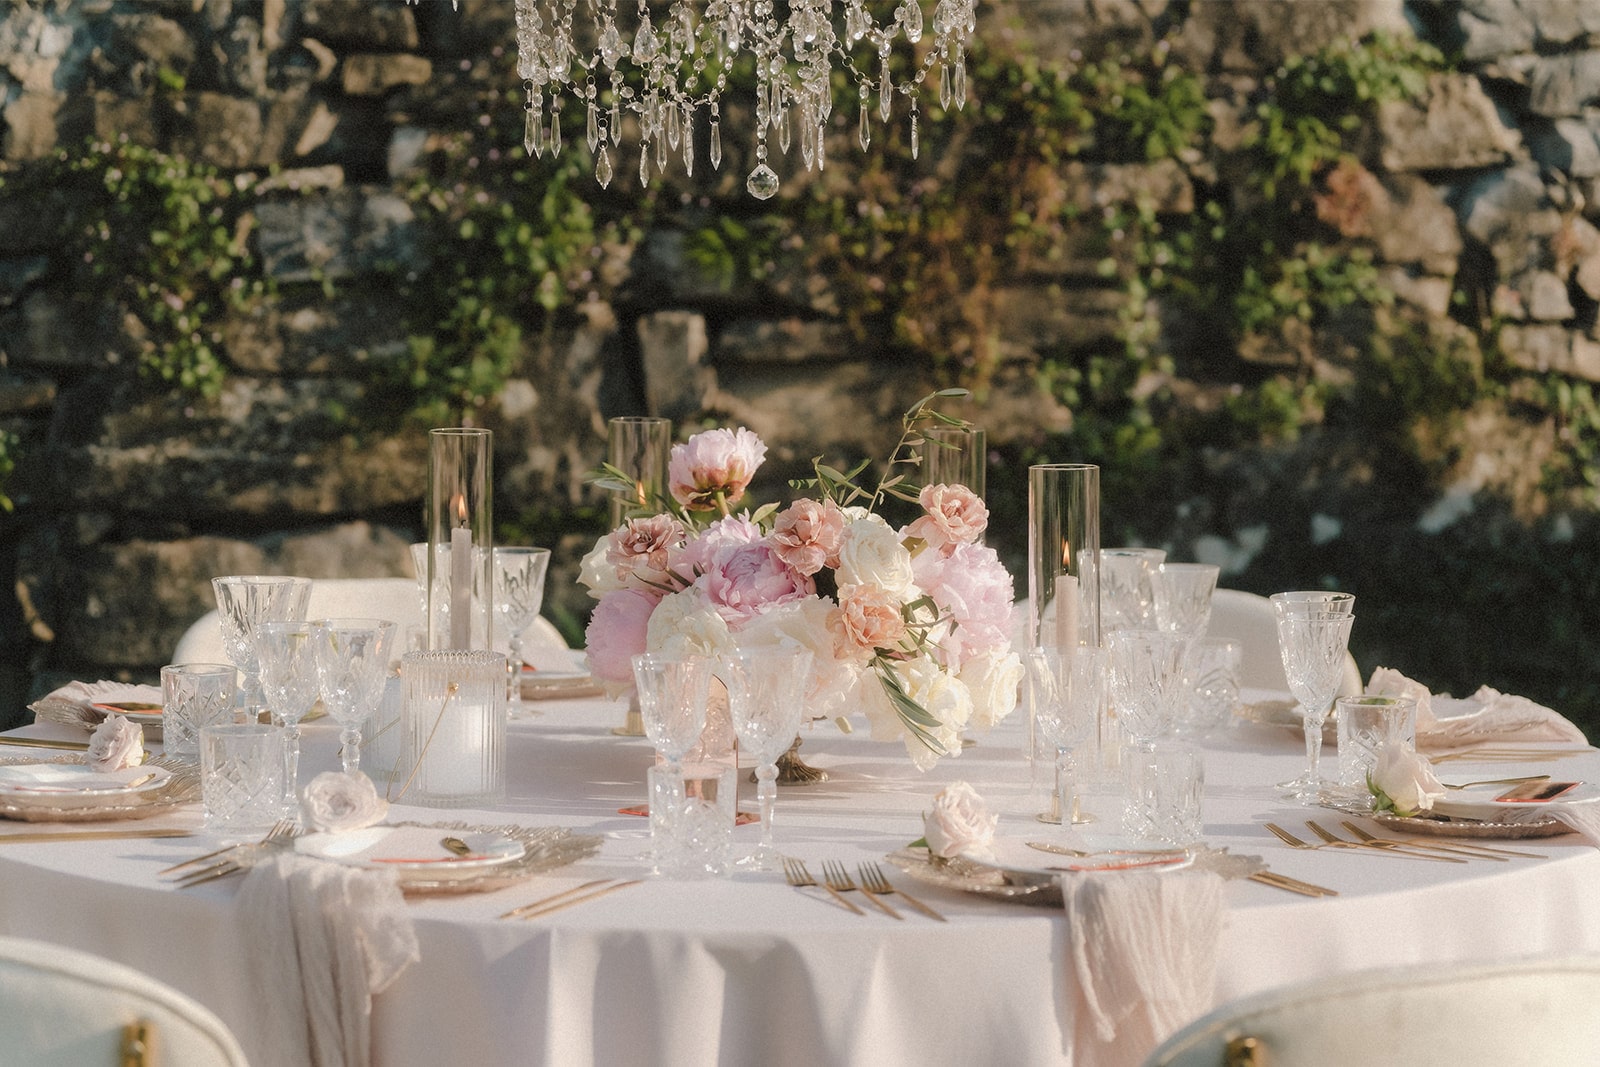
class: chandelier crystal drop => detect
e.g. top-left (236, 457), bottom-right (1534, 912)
top-left (502, 0), bottom-right (977, 199)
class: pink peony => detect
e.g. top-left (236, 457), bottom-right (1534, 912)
top-left (668, 428), bottom-right (767, 511)
top-left (771, 498), bottom-right (846, 575)
top-left (677, 514), bottom-right (763, 576)
top-left (910, 542), bottom-right (1015, 670)
top-left (697, 541), bottom-right (813, 626)
top-left (904, 483), bottom-right (988, 550)
top-left (584, 588), bottom-right (658, 684)
top-left (606, 514), bottom-right (686, 587)
top-left (832, 584), bottom-right (909, 656)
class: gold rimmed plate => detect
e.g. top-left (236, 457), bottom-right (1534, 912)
top-left (308, 821), bottom-right (603, 897)
top-left (0, 755), bottom-right (198, 823)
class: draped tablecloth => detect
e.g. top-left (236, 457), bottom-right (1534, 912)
top-left (2, 692), bottom-right (1598, 1067)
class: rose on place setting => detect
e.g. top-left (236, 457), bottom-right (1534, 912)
top-left (1367, 743), bottom-right (1447, 817)
top-left (582, 391), bottom-right (1023, 769)
top-left (301, 771), bottom-right (389, 833)
top-left (920, 781), bottom-right (999, 860)
top-left (87, 713), bottom-right (145, 772)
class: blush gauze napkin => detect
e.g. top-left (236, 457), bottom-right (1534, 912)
top-left (1365, 667), bottom-right (1586, 750)
top-left (238, 851), bottom-right (420, 1067)
top-left (1065, 869), bottom-right (1223, 1065)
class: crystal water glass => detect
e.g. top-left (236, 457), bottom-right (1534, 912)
top-left (1100, 548), bottom-right (1165, 633)
top-left (1274, 602), bottom-right (1356, 801)
top-left (201, 723), bottom-right (287, 836)
top-left (1106, 629), bottom-right (1190, 750)
top-left (1335, 694), bottom-right (1417, 794)
top-left (1181, 638), bottom-right (1242, 737)
top-left (722, 646), bottom-right (813, 868)
top-left (632, 654), bottom-right (712, 873)
top-left (1024, 645), bottom-right (1106, 827)
top-left (492, 546), bottom-right (551, 719)
top-left (161, 662), bottom-right (237, 760)
top-left (254, 620), bottom-right (320, 813)
top-left (312, 618), bottom-right (396, 778)
top-left (211, 575), bottom-right (311, 719)
top-left (1153, 562), bottom-right (1219, 639)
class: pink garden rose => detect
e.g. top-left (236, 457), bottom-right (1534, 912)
top-left (677, 514), bottom-right (763, 576)
top-left (698, 541), bottom-right (813, 626)
top-left (584, 588), bottom-right (658, 684)
top-left (770, 498), bottom-right (846, 575)
top-left (832, 583), bottom-right (909, 656)
top-left (904, 483), bottom-right (988, 550)
top-left (605, 513), bottom-right (686, 587)
top-left (668, 428), bottom-right (767, 511)
top-left (910, 542), bottom-right (1015, 670)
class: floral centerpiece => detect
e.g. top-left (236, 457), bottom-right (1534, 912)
top-left (581, 391), bottom-right (1022, 769)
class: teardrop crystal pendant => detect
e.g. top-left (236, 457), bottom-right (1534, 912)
top-left (525, 108), bottom-right (540, 158)
top-left (940, 62), bottom-right (952, 111)
top-left (955, 53), bottom-right (967, 109)
top-left (746, 163), bottom-right (780, 200)
top-left (858, 102), bottom-right (870, 151)
top-left (800, 120), bottom-right (815, 170)
top-left (587, 102), bottom-right (599, 153)
top-left (550, 111), bottom-right (562, 157)
top-left (779, 106), bottom-right (792, 154)
top-left (911, 111), bottom-right (920, 159)
top-left (639, 147), bottom-right (650, 188)
top-left (878, 61), bottom-right (892, 123)
top-left (596, 145), bottom-right (614, 188)
top-left (710, 119), bottom-right (723, 169)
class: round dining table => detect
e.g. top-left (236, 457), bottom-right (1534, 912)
top-left (1, 690), bottom-right (1597, 1067)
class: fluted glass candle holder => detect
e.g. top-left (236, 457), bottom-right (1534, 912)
top-left (607, 416), bottom-right (672, 524)
top-left (426, 427), bottom-right (493, 652)
top-left (399, 649), bottom-right (507, 808)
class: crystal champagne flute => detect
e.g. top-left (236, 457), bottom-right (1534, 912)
top-left (254, 620), bottom-right (320, 813)
top-left (1273, 602), bottom-right (1356, 801)
top-left (492, 547), bottom-right (552, 719)
top-left (722, 646), bottom-right (814, 868)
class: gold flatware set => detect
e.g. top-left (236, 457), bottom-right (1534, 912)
top-left (782, 857), bottom-right (946, 920)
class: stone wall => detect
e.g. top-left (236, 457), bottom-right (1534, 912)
top-left (2, 0), bottom-right (1599, 729)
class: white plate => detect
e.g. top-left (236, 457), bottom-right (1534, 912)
top-left (0, 764), bottom-right (171, 806)
top-left (295, 826), bottom-right (526, 881)
top-left (967, 836), bottom-right (1196, 885)
top-left (1431, 780), bottom-right (1599, 822)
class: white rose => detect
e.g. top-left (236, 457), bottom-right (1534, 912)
top-left (960, 649), bottom-right (1024, 731)
top-left (1368, 743), bottom-right (1446, 817)
top-left (895, 658), bottom-right (971, 770)
top-left (577, 538), bottom-right (624, 598)
top-left (836, 515), bottom-right (915, 596)
top-left (301, 771), bottom-right (389, 833)
top-left (87, 713), bottom-right (145, 772)
top-left (922, 781), bottom-right (998, 859)
top-left (734, 597), bottom-right (853, 715)
top-left (646, 588), bottom-right (734, 660)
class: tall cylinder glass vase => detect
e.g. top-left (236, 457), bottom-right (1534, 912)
top-left (920, 426), bottom-right (986, 499)
top-left (426, 428), bottom-right (493, 653)
top-left (1027, 464), bottom-right (1107, 792)
top-left (607, 416), bottom-right (672, 736)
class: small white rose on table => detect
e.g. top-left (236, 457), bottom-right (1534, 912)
top-left (301, 772), bottom-right (390, 834)
top-left (921, 781), bottom-right (998, 861)
top-left (87, 713), bottom-right (145, 772)
top-left (1367, 744), bottom-right (1446, 817)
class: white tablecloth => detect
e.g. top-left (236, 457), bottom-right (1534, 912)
top-left (2, 695), bottom-right (1598, 1067)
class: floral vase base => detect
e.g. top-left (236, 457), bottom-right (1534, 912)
top-left (774, 737), bottom-right (829, 785)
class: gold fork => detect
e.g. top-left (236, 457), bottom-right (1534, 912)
top-left (168, 820), bottom-right (301, 887)
top-left (857, 862), bottom-right (946, 921)
top-left (1339, 820), bottom-right (1543, 860)
top-left (1264, 822), bottom-right (1360, 852)
top-left (1304, 820), bottom-right (1464, 863)
top-left (158, 818), bottom-right (295, 876)
top-left (822, 860), bottom-right (900, 919)
top-left (781, 857), bottom-right (862, 916)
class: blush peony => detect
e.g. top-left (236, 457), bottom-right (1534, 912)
top-left (584, 588), bottom-right (659, 685)
top-left (771, 498), bottom-right (846, 575)
top-left (904, 483), bottom-right (988, 550)
top-left (698, 542), bottom-right (813, 626)
top-left (668, 427), bottom-right (768, 511)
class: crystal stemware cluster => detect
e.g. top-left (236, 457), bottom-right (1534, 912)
top-left (507, 0), bottom-right (978, 199)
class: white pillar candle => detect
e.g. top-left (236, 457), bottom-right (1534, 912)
top-left (450, 499), bottom-right (472, 649)
top-left (426, 697), bottom-right (489, 796)
top-left (1055, 574), bottom-right (1079, 652)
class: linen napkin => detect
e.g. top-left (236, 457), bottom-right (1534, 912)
top-left (237, 851), bottom-right (420, 1067)
top-left (1063, 869), bottom-right (1224, 1066)
top-left (27, 679), bottom-right (164, 730)
top-left (1364, 667), bottom-right (1587, 750)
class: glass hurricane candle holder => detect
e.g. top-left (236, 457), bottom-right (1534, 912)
top-left (427, 427), bottom-right (493, 652)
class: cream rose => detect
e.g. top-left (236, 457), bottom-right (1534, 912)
top-left (646, 588), bottom-right (734, 660)
top-left (836, 513), bottom-right (915, 596)
top-left (922, 781), bottom-right (998, 859)
top-left (301, 771), bottom-right (389, 833)
top-left (1368, 743), bottom-right (1446, 817)
top-left (960, 649), bottom-right (1024, 731)
top-left (87, 713), bottom-right (145, 772)
top-left (577, 537), bottom-right (624, 598)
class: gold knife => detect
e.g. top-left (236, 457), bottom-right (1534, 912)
top-left (507, 879), bottom-right (643, 920)
top-left (0, 737), bottom-right (92, 751)
top-left (0, 828), bottom-right (194, 844)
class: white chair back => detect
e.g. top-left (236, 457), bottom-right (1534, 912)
top-left (1204, 588), bottom-right (1361, 696)
top-left (1144, 956), bottom-right (1600, 1066)
top-left (171, 576), bottom-right (567, 663)
top-left (0, 935), bottom-right (248, 1066)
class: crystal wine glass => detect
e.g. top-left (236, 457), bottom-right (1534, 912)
top-left (254, 620), bottom-right (321, 813)
top-left (312, 618), bottom-right (396, 778)
top-left (212, 575), bottom-right (311, 720)
top-left (632, 653), bottom-right (711, 870)
top-left (492, 546), bottom-right (552, 719)
top-left (721, 646), bottom-right (814, 868)
top-left (1099, 548), bottom-right (1166, 633)
top-left (1105, 629), bottom-right (1190, 751)
top-left (1025, 645), bottom-right (1106, 827)
top-left (1274, 605), bottom-right (1356, 801)
top-left (1153, 562), bottom-right (1220, 639)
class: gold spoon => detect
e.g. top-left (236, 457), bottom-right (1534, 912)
top-left (440, 836), bottom-right (474, 857)
top-left (1442, 774), bottom-right (1550, 791)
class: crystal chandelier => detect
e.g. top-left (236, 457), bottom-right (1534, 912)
top-left (506, 0), bottom-right (979, 199)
